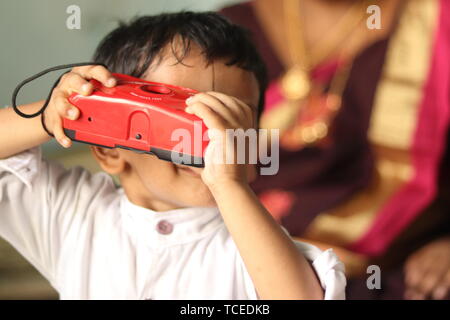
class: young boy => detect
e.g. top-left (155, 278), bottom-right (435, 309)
top-left (0, 12), bottom-right (345, 300)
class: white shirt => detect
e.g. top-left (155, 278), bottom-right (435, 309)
top-left (0, 147), bottom-right (346, 300)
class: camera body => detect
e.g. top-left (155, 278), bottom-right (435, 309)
top-left (63, 73), bottom-right (208, 167)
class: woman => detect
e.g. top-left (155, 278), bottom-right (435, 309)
top-left (220, 0), bottom-right (450, 299)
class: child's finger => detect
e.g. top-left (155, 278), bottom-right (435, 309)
top-left (72, 65), bottom-right (96, 75)
top-left (53, 90), bottom-right (80, 120)
top-left (187, 93), bottom-right (237, 125)
top-left (73, 65), bottom-right (116, 88)
top-left (52, 119), bottom-right (72, 148)
top-left (58, 72), bottom-right (94, 96)
top-left (231, 96), bottom-right (255, 127)
top-left (185, 101), bottom-right (226, 131)
top-left (206, 92), bottom-right (252, 125)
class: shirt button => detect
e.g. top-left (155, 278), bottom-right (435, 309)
top-left (156, 220), bottom-right (173, 235)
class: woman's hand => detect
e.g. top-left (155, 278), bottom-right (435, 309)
top-left (43, 65), bottom-right (116, 148)
top-left (404, 236), bottom-right (450, 300)
top-left (185, 92), bottom-right (256, 189)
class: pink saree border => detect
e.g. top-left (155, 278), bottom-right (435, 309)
top-left (349, 0), bottom-right (450, 256)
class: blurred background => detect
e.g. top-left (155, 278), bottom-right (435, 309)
top-left (0, 0), bottom-right (241, 299)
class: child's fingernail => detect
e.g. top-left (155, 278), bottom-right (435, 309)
top-left (62, 138), bottom-right (70, 147)
top-left (185, 107), bottom-right (193, 114)
top-left (107, 78), bottom-right (116, 87)
top-left (67, 108), bottom-right (77, 119)
top-left (186, 97), bottom-right (194, 104)
top-left (81, 84), bottom-right (90, 93)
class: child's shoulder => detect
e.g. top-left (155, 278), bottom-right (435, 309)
top-left (45, 155), bottom-right (118, 199)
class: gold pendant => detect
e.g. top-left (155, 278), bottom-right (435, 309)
top-left (281, 66), bottom-right (311, 100)
top-left (279, 92), bottom-right (341, 150)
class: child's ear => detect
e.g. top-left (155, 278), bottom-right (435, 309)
top-left (90, 146), bottom-right (127, 175)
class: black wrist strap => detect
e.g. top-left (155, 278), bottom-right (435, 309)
top-left (11, 62), bottom-right (107, 137)
top-left (41, 112), bottom-right (54, 138)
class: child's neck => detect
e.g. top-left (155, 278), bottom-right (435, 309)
top-left (120, 177), bottom-right (181, 212)
top-left (127, 191), bottom-right (179, 212)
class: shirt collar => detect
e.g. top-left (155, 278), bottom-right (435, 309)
top-left (118, 188), bottom-right (224, 247)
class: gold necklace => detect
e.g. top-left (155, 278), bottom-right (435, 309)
top-left (281, 0), bottom-right (369, 101)
top-left (270, 0), bottom-right (370, 149)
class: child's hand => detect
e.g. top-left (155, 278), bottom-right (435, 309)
top-left (185, 92), bottom-right (256, 189)
top-left (43, 65), bottom-right (116, 148)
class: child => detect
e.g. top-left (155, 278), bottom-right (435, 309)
top-left (0, 12), bottom-right (345, 299)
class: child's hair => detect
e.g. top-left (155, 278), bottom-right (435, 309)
top-left (93, 11), bottom-right (268, 117)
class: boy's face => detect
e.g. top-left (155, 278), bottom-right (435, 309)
top-left (92, 44), bottom-right (260, 211)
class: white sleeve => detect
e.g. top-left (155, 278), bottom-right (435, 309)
top-left (0, 147), bottom-right (116, 290)
top-left (293, 240), bottom-right (347, 300)
top-left (238, 228), bottom-right (346, 300)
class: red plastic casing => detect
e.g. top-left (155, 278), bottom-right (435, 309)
top-left (63, 73), bottom-right (208, 167)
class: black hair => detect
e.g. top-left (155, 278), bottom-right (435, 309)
top-left (93, 11), bottom-right (268, 117)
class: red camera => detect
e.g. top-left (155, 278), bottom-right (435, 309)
top-left (63, 73), bottom-right (208, 167)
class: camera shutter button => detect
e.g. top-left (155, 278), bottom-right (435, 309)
top-left (140, 85), bottom-right (172, 95)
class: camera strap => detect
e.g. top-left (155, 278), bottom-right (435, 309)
top-left (11, 62), bottom-right (107, 119)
